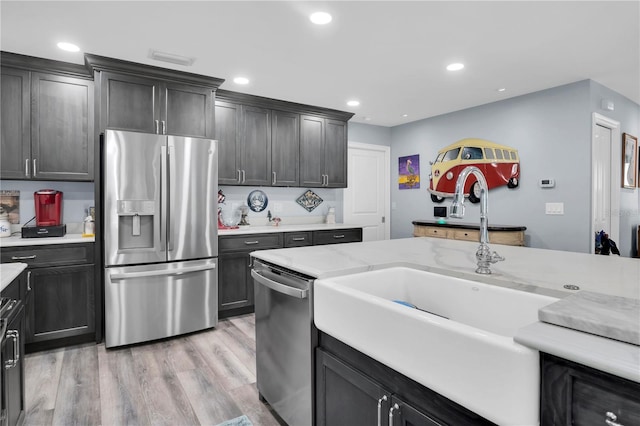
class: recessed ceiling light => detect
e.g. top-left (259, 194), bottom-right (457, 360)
top-left (57, 42), bottom-right (80, 52)
top-left (402, 114), bottom-right (409, 118)
top-left (233, 77), bottom-right (250, 85)
top-left (310, 12), bottom-right (332, 25)
top-left (347, 100), bottom-right (360, 107)
top-left (363, 117), bottom-right (372, 121)
top-left (446, 63), bottom-right (465, 71)
top-left (497, 87), bottom-right (507, 92)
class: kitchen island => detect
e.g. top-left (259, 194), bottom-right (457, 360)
top-left (251, 236), bottom-right (639, 425)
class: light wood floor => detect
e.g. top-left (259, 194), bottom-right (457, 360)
top-left (24, 314), bottom-right (282, 426)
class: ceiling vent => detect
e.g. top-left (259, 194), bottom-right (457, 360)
top-left (148, 49), bottom-right (195, 66)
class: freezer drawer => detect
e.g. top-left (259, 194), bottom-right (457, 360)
top-left (105, 258), bottom-right (217, 348)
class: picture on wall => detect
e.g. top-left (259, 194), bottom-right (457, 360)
top-left (398, 154), bottom-right (420, 189)
top-left (0, 190), bottom-right (20, 224)
top-left (622, 133), bottom-right (637, 189)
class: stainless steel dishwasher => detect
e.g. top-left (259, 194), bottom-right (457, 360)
top-left (251, 259), bottom-right (316, 426)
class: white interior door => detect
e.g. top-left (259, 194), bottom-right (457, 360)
top-left (591, 113), bottom-right (621, 253)
top-left (343, 142), bottom-right (390, 241)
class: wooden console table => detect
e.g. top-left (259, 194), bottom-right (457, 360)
top-left (412, 220), bottom-right (527, 246)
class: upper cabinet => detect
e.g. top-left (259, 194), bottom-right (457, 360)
top-left (1, 53), bottom-right (94, 181)
top-left (85, 54), bottom-right (223, 139)
top-left (216, 90), bottom-right (353, 188)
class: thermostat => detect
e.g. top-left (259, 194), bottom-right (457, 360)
top-left (539, 178), bottom-right (555, 188)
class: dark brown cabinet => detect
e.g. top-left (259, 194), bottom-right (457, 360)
top-left (313, 228), bottom-right (362, 245)
top-left (1, 271), bottom-right (27, 426)
top-left (541, 353), bottom-right (640, 426)
top-left (86, 54), bottom-right (223, 139)
top-left (271, 110), bottom-right (300, 186)
top-left (215, 100), bottom-right (242, 185)
top-left (1, 243), bottom-right (96, 352)
top-left (300, 116), bottom-right (348, 188)
top-left (1, 53), bottom-right (94, 181)
top-left (316, 333), bottom-right (494, 426)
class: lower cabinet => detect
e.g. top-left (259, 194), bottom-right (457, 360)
top-left (540, 353), bottom-right (640, 426)
top-left (316, 333), bottom-right (495, 426)
top-left (0, 243), bottom-right (96, 352)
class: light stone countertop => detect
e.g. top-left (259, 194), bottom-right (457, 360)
top-left (251, 236), bottom-right (640, 381)
top-left (217, 223), bottom-right (362, 236)
top-left (0, 233), bottom-right (94, 247)
top-left (0, 262), bottom-right (27, 293)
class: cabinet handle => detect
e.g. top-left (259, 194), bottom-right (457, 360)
top-left (272, 171), bottom-right (277, 185)
top-left (4, 329), bottom-right (20, 369)
top-left (388, 403), bottom-right (400, 426)
top-left (161, 120), bottom-right (166, 135)
top-left (33, 159), bottom-right (37, 176)
top-left (155, 120), bottom-right (160, 134)
top-left (237, 169), bottom-right (242, 183)
top-left (325, 174), bottom-right (329, 186)
top-left (292, 237), bottom-right (306, 241)
top-left (333, 234), bottom-right (345, 239)
top-left (377, 395), bottom-right (388, 426)
top-left (242, 170), bottom-right (246, 183)
top-left (25, 158), bottom-right (30, 177)
top-left (606, 412), bottom-right (624, 426)
top-left (27, 270), bottom-right (32, 292)
top-left (244, 241), bottom-right (260, 245)
top-left (11, 255), bottom-right (36, 260)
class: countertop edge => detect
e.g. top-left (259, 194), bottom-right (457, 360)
top-left (218, 223), bottom-right (362, 236)
top-left (0, 234), bottom-right (95, 247)
top-left (515, 321), bottom-right (640, 383)
top-left (0, 262), bottom-right (28, 293)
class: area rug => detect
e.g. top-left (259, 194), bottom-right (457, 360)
top-left (216, 415), bottom-right (253, 426)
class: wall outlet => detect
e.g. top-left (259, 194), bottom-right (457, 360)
top-left (545, 202), bottom-right (564, 215)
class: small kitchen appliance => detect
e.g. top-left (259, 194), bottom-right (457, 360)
top-left (34, 190), bottom-right (62, 226)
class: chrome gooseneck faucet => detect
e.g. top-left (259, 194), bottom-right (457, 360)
top-left (450, 166), bottom-right (504, 274)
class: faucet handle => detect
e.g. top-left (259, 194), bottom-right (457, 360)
top-left (490, 251), bottom-right (505, 263)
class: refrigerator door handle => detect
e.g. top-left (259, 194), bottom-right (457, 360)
top-left (167, 143), bottom-right (176, 252)
top-left (110, 263), bottom-right (216, 281)
top-left (160, 145), bottom-right (168, 252)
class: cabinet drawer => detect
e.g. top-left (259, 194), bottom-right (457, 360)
top-left (313, 228), bottom-right (362, 245)
top-left (572, 378), bottom-right (640, 425)
top-left (219, 233), bottom-right (283, 252)
top-left (413, 226), bottom-right (449, 239)
top-left (1, 243), bottom-right (94, 267)
top-left (452, 229), bottom-right (479, 242)
top-left (284, 231), bottom-right (313, 248)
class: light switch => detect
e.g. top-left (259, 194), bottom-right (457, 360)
top-left (545, 202), bottom-right (564, 215)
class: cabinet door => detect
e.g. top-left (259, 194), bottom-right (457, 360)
top-left (3, 304), bottom-right (25, 426)
top-left (218, 252), bottom-right (253, 313)
top-left (27, 264), bottom-right (95, 343)
top-left (31, 73), bottom-right (94, 181)
top-left (390, 396), bottom-right (443, 426)
top-left (324, 119), bottom-right (348, 188)
top-left (1, 67), bottom-right (31, 179)
top-left (316, 348), bottom-right (390, 426)
top-left (215, 100), bottom-right (242, 184)
top-left (240, 105), bottom-right (271, 186)
top-left (271, 110), bottom-right (299, 186)
top-left (165, 82), bottom-right (214, 138)
top-left (300, 115), bottom-right (325, 187)
top-left (100, 71), bottom-right (160, 133)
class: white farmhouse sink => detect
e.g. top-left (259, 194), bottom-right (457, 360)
top-left (314, 267), bottom-right (558, 426)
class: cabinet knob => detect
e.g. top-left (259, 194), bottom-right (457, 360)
top-left (606, 412), bottom-right (624, 426)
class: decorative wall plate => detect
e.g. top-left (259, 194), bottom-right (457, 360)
top-left (296, 189), bottom-right (323, 212)
top-left (247, 190), bottom-right (268, 212)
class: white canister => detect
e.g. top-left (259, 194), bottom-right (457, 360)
top-left (0, 209), bottom-right (11, 238)
top-left (326, 207), bottom-right (336, 224)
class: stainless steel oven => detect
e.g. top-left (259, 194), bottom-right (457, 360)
top-left (252, 259), bottom-right (316, 426)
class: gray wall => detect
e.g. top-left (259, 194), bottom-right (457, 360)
top-left (388, 79), bottom-right (640, 256)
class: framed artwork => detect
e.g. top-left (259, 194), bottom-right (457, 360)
top-left (0, 190), bottom-right (20, 224)
top-left (399, 154), bottom-right (420, 189)
top-left (622, 133), bottom-right (637, 188)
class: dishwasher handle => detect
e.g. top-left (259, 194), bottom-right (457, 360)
top-left (251, 269), bottom-right (309, 299)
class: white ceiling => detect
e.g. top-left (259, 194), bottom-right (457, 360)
top-left (1, 1), bottom-right (638, 127)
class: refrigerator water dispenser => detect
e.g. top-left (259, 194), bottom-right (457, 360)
top-left (117, 200), bottom-right (156, 249)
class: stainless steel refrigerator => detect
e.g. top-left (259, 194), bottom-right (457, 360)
top-left (102, 129), bottom-right (218, 348)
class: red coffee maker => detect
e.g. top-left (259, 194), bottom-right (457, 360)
top-left (34, 190), bottom-right (63, 226)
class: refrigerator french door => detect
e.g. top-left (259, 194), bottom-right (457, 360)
top-left (103, 129), bottom-right (218, 348)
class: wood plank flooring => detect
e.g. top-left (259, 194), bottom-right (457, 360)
top-left (24, 314), bottom-right (282, 426)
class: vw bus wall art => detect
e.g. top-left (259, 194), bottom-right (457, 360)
top-left (428, 138), bottom-right (520, 204)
